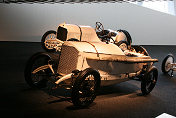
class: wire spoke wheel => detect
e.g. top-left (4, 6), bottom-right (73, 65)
top-left (41, 30), bottom-right (57, 52)
top-left (78, 75), bottom-right (96, 104)
top-left (44, 33), bottom-right (56, 49)
top-left (141, 66), bottom-right (158, 95)
top-left (162, 54), bottom-right (174, 73)
top-left (25, 53), bottom-right (52, 88)
top-left (31, 56), bottom-right (51, 87)
top-left (145, 73), bottom-right (156, 92)
top-left (72, 68), bottom-right (100, 107)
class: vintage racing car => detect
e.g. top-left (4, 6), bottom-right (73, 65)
top-left (162, 54), bottom-right (175, 76)
top-left (25, 22), bottom-right (158, 107)
top-left (41, 22), bottom-right (132, 52)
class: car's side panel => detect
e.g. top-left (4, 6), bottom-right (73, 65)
top-left (57, 41), bottom-right (150, 79)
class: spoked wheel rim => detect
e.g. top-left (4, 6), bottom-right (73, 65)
top-left (145, 71), bottom-right (157, 93)
top-left (164, 56), bottom-right (174, 72)
top-left (72, 68), bottom-right (100, 107)
top-left (44, 33), bottom-right (56, 50)
top-left (30, 56), bottom-right (51, 88)
top-left (141, 67), bottom-right (158, 95)
top-left (78, 74), bottom-right (96, 105)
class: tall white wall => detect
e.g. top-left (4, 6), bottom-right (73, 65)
top-left (0, 2), bottom-right (176, 45)
top-left (174, 0), bottom-right (176, 13)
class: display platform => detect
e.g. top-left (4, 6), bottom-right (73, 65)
top-left (0, 41), bottom-right (176, 118)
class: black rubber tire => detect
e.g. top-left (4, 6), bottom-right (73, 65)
top-left (24, 52), bottom-right (54, 88)
top-left (71, 68), bottom-right (101, 107)
top-left (161, 54), bottom-right (174, 74)
top-left (41, 30), bottom-right (56, 52)
top-left (141, 66), bottom-right (158, 95)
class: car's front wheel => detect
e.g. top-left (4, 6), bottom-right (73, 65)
top-left (71, 68), bottom-right (101, 107)
top-left (24, 52), bottom-right (53, 88)
top-left (141, 66), bottom-right (158, 95)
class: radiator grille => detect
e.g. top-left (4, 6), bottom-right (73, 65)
top-left (57, 26), bottom-right (67, 41)
top-left (58, 45), bottom-right (79, 74)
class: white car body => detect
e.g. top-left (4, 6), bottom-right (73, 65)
top-left (55, 23), bottom-right (158, 86)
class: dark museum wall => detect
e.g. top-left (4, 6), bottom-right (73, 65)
top-left (0, 2), bottom-right (176, 45)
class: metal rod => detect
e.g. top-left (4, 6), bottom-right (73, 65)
top-left (55, 73), bottom-right (72, 84)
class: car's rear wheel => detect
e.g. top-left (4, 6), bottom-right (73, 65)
top-left (41, 30), bottom-right (56, 52)
top-left (71, 68), bottom-right (101, 107)
top-left (161, 54), bottom-right (174, 74)
top-left (141, 66), bottom-right (158, 95)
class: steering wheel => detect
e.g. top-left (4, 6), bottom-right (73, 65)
top-left (95, 22), bottom-right (104, 33)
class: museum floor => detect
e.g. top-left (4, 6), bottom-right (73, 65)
top-left (0, 41), bottom-right (176, 118)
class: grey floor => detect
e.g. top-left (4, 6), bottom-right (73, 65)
top-left (0, 41), bottom-right (176, 118)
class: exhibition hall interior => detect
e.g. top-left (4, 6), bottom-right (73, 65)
top-left (0, 0), bottom-right (176, 118)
